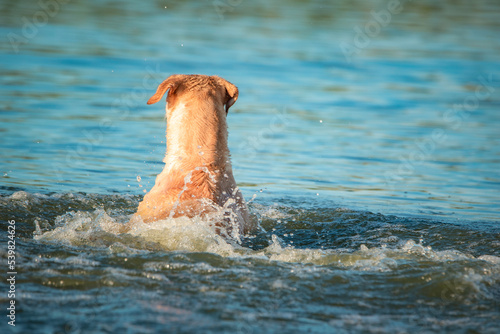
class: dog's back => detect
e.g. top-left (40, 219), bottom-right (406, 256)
top-left (131, 75), bottom-right (256, 234)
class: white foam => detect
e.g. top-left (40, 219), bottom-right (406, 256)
top-left (127, 215), bottom-right (241, 255)
top-left (478, 255), bottom-right (500, 264)
top-left (34, 209), bottom-right (123, 247)
top-left (34, 209), bottom-right (500, 284)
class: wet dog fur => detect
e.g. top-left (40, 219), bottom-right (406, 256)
top-left (129, 74), bottom-right (256, 234)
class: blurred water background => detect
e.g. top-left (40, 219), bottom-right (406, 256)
top-left (1, 0), bottom-right (499, 333)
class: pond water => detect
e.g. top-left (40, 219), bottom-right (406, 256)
top-left (1, 0), bottom-right (499, 333)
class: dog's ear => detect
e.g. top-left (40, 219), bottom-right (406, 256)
top-left (214, 76), bottom-right (239, 114)
top-left (147, 74), bottom-right (185, 105)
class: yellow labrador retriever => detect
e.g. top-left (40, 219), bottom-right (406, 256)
top-left (131, 74), bottom-right (256, 234)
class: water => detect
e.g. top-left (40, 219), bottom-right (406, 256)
top-left (1, 0), bottom-right (499, 332)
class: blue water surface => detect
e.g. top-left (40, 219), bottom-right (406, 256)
top-left (1, 0), bottom-right (500, 333)
top-left (1, 0), bottom-right (499, 222)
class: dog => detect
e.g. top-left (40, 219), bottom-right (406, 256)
top-left (130, 74), bottom-right (257, 235)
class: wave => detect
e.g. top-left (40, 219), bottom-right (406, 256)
top-left (2, 190), bottom-right (499, 304)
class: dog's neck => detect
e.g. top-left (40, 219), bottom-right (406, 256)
top-left (164, 101), bottom-right (231, 172)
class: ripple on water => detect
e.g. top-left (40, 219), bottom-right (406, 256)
top-left (2, 191), bottom-right (499, 333)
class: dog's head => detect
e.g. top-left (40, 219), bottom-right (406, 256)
top-left (147, 74), bottom-right (239, 115)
